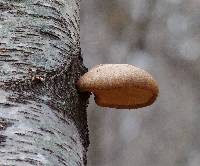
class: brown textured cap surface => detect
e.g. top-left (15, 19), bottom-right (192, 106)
top-left (77, 64), bottom-right (159, 109)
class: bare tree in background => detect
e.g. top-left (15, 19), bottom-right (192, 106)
top-left (81, 0), bottom-right (200, 166)
top-left (0, 0), bottom-right (89, 165)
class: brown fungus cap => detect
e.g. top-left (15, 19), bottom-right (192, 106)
top-left (77, 64), bottom-right (159, 109)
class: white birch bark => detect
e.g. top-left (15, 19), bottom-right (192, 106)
top-left (0, 0), bottom-right (89, 165)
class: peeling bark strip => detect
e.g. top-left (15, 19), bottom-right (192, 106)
top-left (0, 0), bottom-right (89, 165)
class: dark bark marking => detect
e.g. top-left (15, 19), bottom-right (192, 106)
top-left (26, 33), bottom-right (40, 37)
top-left (7, 158), bottom-right (43, 165)
top-left (14, 133), bottom-right (32, 138)
top-left (0, 103), bottom-right (16, 108)
top-left (0, 48), bottom-right (34, 55)
top-left (19, 150), bottom-right (38, 155)
top-left (26, 12), bottom-right (71, 34)
top-left (39, 29), bottom-right (61, 40)
top-left (11, 62), bottom-right (31, 68)
top-left (71, 14), bottom-right (79, 31)
top-left (56, 143), bottom-right (70, 153)
top-left (15, 140), bottom-right (33, 146)
top-left (0, 135), bottom-right (7, 144)
top-left (29, 10), bottom-right (78, 44)
top-left (0, 2), bottom-right (15, 11)
top-left (8, 9), bottom-right (27, 17)
top-left (75, 1), bottom-right (80, 10)
top-left (0, 150), bottom-right (6, 154)
top-left (0, 118), bottom-right (13, 133)
top-left (0, 54), bottom-right (11, 57)
top-left (51, 44), bottom-right (70, 54)
top-left (53, 0), bottom-right (64, 7)
top-left (18, 110), bottom-right (40, 118)
top-left (0, 59), bottom-right (18, 62)
top-left (53, 128), bottom-right (66, 137)
top-left (7, 95), bottom-right (32, 105)
top-left (33, 1), bottom-right (61, 15)
top-left (75, 160), bottom-right (82, 166)
top-left (28, 131), bottom-right (43, 136)
top-left (53, 111), bottom-right (70, 125)
top-left (63, 143), bottom-right (73, 150)
top-left (18, 45), bottom-right (43, 52)
top-left (70, 136), bottom-right (77, 144)
top-left (30, 107), bottom-right (44, 114)
top-left (42, 147), bottom-right (54, 154)
top-left (55, 154), bottom-right (68, 166)
top-left (76, 152), bottom-right (82, 160)
top-left (24, 116), bottom-right (41, 122)
top-left (7, 151), bottom-right (18, 155)
top-left (39, 127), bottom-right (54, 135)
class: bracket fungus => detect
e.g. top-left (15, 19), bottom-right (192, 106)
top-left (77, 64), bottom-right (159, 109)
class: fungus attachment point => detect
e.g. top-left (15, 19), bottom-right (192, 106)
top-left (31, 76), bottom-right (45, 84)
top-left (77, 64), bottom-right (159, 109)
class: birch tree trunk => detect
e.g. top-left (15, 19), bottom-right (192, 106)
top-left (0, 0), bottom-right (89, 165)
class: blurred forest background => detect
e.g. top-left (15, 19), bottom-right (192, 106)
top-left (80, 0), bottom-right (200, 166)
